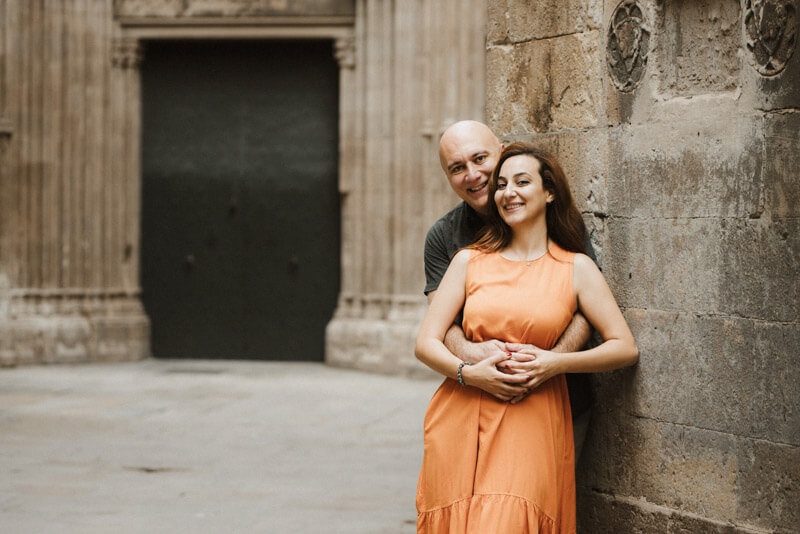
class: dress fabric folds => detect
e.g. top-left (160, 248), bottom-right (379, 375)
top-left (417, 245), bottom-right (577, 534)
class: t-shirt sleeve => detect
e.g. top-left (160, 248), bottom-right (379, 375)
top-left (423, 222), bottom-right (452, 295)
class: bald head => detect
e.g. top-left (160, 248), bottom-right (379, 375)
top-left (438, 121), bottom-right (501, 171)
top-left (437, 121), bottom-right (502, 215)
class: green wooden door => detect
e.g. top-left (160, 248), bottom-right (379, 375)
top-left (141, 40), bottom-right (340, 360)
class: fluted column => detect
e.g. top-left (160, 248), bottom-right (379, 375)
top-left (0, 0), bottom-right (148, 366)
top-left (333, 33), bottom-right (361, 319)
top-left (325, 0), bottom-right (488, 375)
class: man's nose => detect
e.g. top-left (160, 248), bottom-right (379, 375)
top-left (465, 162), bottom-right (482, 181)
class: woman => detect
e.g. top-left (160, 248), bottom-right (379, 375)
top-left (415, 143), bottom-right (638, 533)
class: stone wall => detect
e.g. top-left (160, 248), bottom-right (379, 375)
top-left (487, 0), bottom-right (798, 532)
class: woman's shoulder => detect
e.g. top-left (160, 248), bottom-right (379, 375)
top-left (572, 251), bottom-right (604, 293)
top-left (573, 252), bottom-right (601, 274)
top-left (453, 248), bottom-right (501, 273)
top-left (451, 248), bottom-right (473, 265)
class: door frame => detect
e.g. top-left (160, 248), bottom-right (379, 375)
top-left (119, 16), bottom-right (357, 357)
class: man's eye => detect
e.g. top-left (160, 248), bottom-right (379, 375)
top-left (475, 155), bottom-right (486, 163)
top-left (451, 166), bottom-right (464, 174)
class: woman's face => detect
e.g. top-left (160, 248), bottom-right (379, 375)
top-left (494, 155), bottom-right (554, 227)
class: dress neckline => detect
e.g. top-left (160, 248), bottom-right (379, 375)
top-left (497, 244), bottom-right (552, 264)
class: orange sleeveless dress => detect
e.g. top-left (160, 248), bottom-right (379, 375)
top-left (417, 245), bottom-right (577, 533)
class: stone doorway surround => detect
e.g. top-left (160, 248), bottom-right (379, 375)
top-left (0, 0), bottom-right (487, 369)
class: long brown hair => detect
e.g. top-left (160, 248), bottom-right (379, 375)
top-left (470, 143), bottom-right (586, 253)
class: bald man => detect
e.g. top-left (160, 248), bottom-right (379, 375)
top-left (423, 120), bottom-right (595, 459)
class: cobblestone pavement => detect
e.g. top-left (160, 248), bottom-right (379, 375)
top-left (0, 359), bottom-right (440, 534)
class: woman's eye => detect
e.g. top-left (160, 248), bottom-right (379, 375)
top-left (496, 182), bottom-right (507, 189)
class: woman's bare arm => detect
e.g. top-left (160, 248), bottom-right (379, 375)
top-left (415, 250), bottom-right (529, 401)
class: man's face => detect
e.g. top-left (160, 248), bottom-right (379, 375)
top-left (439, 125), bottom-right (501, 216)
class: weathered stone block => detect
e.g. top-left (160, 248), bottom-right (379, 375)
top-left (621, 309), bottom-right (800, 445)
top-left (486, 45), bottom-right (528, 135)
top-left (764, 111), bottom-right (800, 218)
top-left (717, 217), bottom-right (800, 322)
top-left (606, 117), bottom-right (764, 219)
top-left (578, 488), bottom-right (764, 533)
top-left (604, 217), bottom-right (800, 322)
top-left (581, 413), bottom-right (739, 522)
top-left (604, 217), bottom-right (723, 313)
top-left (486, 0), bottom-right (509, 44)
top-left (660, 0), bottom-right (741, 96)
top-left (737, 438), bottom-right (800, 531)
top-left (487, 32), bottom-right (604, 134)
top-left (504, 0), bottom-right (589, 42)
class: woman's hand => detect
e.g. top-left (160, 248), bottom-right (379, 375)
top-left (461, 352), bottom-right (531, 402)
top-left (502, 343), bottom-right (565, 402)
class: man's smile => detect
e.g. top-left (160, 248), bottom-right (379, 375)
top-left (467, 181), bottom-right (488, 194)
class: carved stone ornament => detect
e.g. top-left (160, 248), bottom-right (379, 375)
top-left (745, 0), bottom-right (797, 76)
top-left (112, 38), bottom-right (143, 69)
top-left (607, 0), bottom-right (650, 92)
top-left (334, 36), bottom-right (355, 69)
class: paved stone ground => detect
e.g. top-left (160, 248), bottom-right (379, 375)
top-left (0, 359), bottom-right (441, 534)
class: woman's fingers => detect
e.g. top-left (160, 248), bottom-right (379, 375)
top-left (483, 351), bottom-right (512, 366)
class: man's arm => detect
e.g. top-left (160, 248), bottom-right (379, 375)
top-left (551, 311), bottom-right (592, 353)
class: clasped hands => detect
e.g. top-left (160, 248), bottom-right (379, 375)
top-left (462, 339), bottom-right (562, 403)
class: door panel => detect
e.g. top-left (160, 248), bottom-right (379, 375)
top-left (141, 40), bottom-right (340, 360)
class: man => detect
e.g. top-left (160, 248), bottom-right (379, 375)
top-left (423, 120), bottom-right (594, 459)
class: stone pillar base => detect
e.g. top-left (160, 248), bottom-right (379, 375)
top-left (326, 317), bottom-right (436, 378)
top-left (325, 295), bottom-right (437, 378)
top-left (0, 292), bottom-right (150, 367)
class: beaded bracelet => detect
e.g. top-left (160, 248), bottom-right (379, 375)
top-left (457, 361), bottom-right (473, 386)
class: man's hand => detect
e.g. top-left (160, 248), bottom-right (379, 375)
top-left (463, 338), bottom-right (508, 364)
top-left (442, 323), bottom-right (508, 365)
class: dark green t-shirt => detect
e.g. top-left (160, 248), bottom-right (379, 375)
top-left (422, 201), bottom-right (596, 416)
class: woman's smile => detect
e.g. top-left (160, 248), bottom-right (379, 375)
top-left (502, 201), bottom-right (525, 213)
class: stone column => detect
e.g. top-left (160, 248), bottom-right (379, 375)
top-left (325, 0), bottom-right (488, 375)
top-left (487, 0), bottom-right (799, 531)
top-left (0, 0), bottom-right (149, 365)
